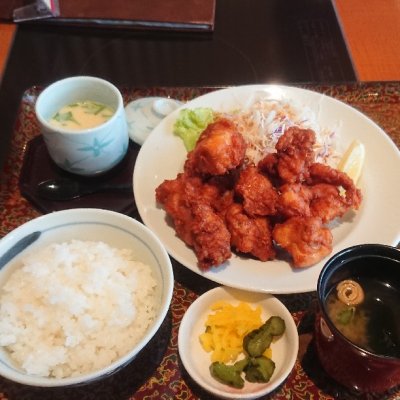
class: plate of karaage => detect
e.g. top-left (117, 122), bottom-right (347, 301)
top-left (133, 85), bottom-right (400, 293)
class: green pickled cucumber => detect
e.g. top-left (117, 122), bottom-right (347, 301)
top-left (243, 316), bottom-right (285, 357)
top-left (245, 356), bottom-right (276, 383)
top-left (210, 361), bottom-right (245, 388)
top-left (208, 315), bottom-right (286, 388)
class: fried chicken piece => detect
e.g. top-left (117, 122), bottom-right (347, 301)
top-left (309, 183), bottom-right (349, 223)
top-left (184, 118), bottom-right (246, 176)
top-left (278, 183), bottom-right (313, 218)
top-left (258, 153), bottom-right (278, 177)
top-left (278, 182), bottom-right (356, 224)
top-left (196, 177), bottom-right (234, 213)
top-left (225, 203), bottom-right (275, 261)
top-left (275, 127), bottom-right (316, 183)
top-left (235, 165), bottom-right (278, 217)
top-left (277, 162), bottom-right (363, 223)
top-left (309, 163), bottom-right (362, 222)
top-left (156, 174), bottom-right (232, 269)
top-left (205, 173), bottom-right (236, 216)
top-left (273, 216), bottom-right (333, 268)
top-left (191, 203), bottom-right (232, 270)
top-left (156, 173), bottom-right (203, 246)
top-left (156, 172), bottom-right (235, 243)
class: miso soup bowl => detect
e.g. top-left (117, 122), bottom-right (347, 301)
top-left (315, 244), bottom-right (400, 393)
top-left (35, 76), bottom-right (129, 176)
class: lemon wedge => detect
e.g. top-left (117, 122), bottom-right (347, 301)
top-left (337, 140), bottom-right (365, 184)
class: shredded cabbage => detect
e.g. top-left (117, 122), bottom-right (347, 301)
top-left (229, 97), bottom-right (340, 166)
top-left (173, 97), bottom-right (340, 166)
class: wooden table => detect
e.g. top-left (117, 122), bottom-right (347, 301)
top-left (333, 0), bottom-right (400, 81)
top-left (0, 23), bottom-right (15, 80)
top-left (2, 0), bottom-right (400, 81)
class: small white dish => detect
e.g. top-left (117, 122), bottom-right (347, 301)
top-left (178, 286), bottom-right (298, 399)
top-left (125, 97), bottom-right (182, 145)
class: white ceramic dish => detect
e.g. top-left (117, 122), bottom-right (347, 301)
top-left (133, 84), bottom-right (400, 294)
top-left (178, 286), bottom-right (298, 399)
top-left (0, 208), bottom-right (174, 387)
top-left (125, 97), bottom-right (182, 145)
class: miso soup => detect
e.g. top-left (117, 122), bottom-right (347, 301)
top-left (325, 277), bottom-right (400, 358)
top-left (49, 100), bottom-right (115, 131)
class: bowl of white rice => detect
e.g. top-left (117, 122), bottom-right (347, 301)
top-left (0, 208), bottom-right (174, 387)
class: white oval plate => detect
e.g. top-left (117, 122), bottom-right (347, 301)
top-left (133, 84), bottom-right (400, 294)
top-left (178, 286), bottom-right (298, 399)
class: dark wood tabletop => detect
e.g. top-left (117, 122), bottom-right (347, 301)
top-left (0, 0), bottom-right (355, 171)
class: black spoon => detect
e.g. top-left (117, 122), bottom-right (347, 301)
top-left (36, 178), bottom-right (133, 201)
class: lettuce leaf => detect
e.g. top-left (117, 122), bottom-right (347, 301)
top-left (173, 108), bottom-right (215, 151)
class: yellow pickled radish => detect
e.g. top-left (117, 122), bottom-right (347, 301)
top-left (337, 140), bottom-right (365, 184)
top-left (199, 301), bottom-right (263, 363)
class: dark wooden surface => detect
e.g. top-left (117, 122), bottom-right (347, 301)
top-left (0, 0), bottom-right (355, 171)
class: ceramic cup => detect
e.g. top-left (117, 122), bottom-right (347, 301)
top-left (35, 76), bottom-right (129, 176)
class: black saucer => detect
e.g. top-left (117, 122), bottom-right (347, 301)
top-left (19, 136), bottom-right (140, 215)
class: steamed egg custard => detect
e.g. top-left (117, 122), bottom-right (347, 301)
top-left (49, 101), bottom-right (115, 131)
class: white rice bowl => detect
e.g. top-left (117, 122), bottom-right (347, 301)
top-left (0, 209), bottom-right (174, 387)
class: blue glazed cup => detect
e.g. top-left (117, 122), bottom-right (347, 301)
top-left (35, 76), bottom-right (129, 176)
